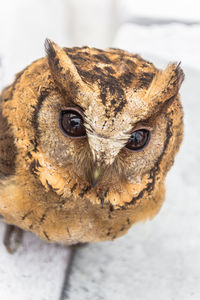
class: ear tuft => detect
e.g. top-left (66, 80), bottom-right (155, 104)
top-left (174, 62), bottom-right (185, 91)
top-left (142, 62), bottom-right (184, 120)
top-left (44, 39), bottom-right (86, 98)
top-left (145, 62), bottom-right (185, 101)
top-left (44, 38), bottom-right (56, 60)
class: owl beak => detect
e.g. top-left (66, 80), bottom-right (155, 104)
top-left (91, 167), bottom-right (102, 187)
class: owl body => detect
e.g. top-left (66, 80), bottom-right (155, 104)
top-left (0, 41), bottom-right (184, 244)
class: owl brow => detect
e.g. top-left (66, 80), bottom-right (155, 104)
top-left (62, 95), bottom-right (85, 113)
top-left (135, 94), bottom-right (177, 127)
top-left (152, 94), bottom-right (177, 118)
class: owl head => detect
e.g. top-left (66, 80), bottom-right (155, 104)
top-left (1, 40), bottom-right (184, 243)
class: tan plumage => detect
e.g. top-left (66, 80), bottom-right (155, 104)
top-left (0, 40), bottom-right (184, 245)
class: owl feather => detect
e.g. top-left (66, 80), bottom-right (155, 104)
top-left (0, 40), bottom-right (184, 245)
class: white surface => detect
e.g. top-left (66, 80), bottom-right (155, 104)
top-left (113, 23), bottom-right (200, 71)
top-left (0, 223), bottom-right (70, 300)
top-left (118, 0), bottom-right (200, 22)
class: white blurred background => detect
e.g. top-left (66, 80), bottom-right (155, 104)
top-left (0, 0), bottom-right (200, 87)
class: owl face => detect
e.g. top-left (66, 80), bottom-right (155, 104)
top-left (38, 83), bottom-right (166, 187)
top-left (0, 40), bottom-right (184, 244)
top-left (35, 41), bottom-right (184, 201)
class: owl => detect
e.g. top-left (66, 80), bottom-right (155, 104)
top-left (0, 40), bottom-right (184, 252)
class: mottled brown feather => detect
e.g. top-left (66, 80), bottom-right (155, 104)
top-left (0, 96), bottom-right (17, 178)
top-left (0, 40), bottom-right (184, 245)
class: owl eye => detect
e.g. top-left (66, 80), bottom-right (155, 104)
top-left (126, 129), bottom-right (150, 151)
top-left (59, 109), bottom-right (86, 138)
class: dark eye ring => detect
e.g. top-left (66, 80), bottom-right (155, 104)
top-left (125, 129), bottom-right (150, 151)
top-left (59, 108), bottom-right (86, 138)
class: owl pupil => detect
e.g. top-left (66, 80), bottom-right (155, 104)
top-left (131, 131), bottom-right (143, 143)
top-left (59, 110), bottom-right (86, 138)
top-left (126, 129), bottom-right (150, 151)
top-left (70, 117), bottom-right (80, 128)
